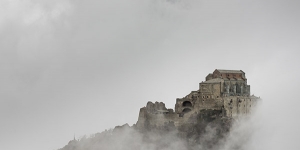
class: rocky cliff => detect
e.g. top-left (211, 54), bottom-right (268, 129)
top-left (59, 102), bottom-right (233, 150)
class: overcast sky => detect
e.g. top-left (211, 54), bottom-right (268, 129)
top-left (1, 0), bottom-right (300, 150)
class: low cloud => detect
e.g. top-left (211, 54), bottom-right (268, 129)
top-left (1, 0), bottom-right (300, 150)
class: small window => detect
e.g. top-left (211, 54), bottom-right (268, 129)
top-left (244, 105), bottom-right (245, 107)
top-left (250, 105), bottom-right (251, 107)
top-left (202, 96), bottom-right (205, 98)
top-left (206, 96), bottom-right (209, 98)
top-left (217, 96), bottom-right (219, 98)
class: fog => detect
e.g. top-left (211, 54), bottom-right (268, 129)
top-left (58, 100), bottom-right (298, 150)
top-left (0, 0), bottom-right (300, 150)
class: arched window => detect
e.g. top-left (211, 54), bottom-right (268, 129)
top-left (182, 101), bottom-right (192, 107)
top-left (182, 108), bottom-right (192, 114)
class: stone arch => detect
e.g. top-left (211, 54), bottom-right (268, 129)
top-left (182, 108), bottom-right (191, 113)
top-left (182, 101), bottom-right (192, 107)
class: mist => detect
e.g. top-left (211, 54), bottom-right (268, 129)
top-left (1, 0), bottom-right (300, 150)
top-left (58, 98), bottom-right (299, 150)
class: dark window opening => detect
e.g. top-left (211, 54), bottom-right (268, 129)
top-left (206, 96), bottom-right (209, 98)
top-left (182, 101), bottom-right (192, 107)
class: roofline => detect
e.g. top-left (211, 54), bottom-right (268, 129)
top-left (215, 69), bottom-right (245, 74)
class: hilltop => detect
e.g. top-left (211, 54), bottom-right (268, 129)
top-left (59, 69), bottom-right (260, 150)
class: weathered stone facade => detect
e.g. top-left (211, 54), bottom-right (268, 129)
top-left (136, 69), bottom-right (260, 129)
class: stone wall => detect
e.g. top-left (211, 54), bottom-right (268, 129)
top-left (223, 96), bottom-right (259, 118)
top-left (136, 69), bottom-right (260, 130)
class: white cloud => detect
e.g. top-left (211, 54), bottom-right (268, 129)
top-left (0, 0), bottom-right (300, 150)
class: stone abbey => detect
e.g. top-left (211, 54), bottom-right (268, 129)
top-left (136, 69), bottom-right (260, 129)
top-left (60, 69), bottom-right (261, 150)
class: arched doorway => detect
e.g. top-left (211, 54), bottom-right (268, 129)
top-left (182, 108), bottom-right (191, 114)
top-left (182, 101), bottom-right (192, 107)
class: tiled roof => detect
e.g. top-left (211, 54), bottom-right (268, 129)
top-left (216, 69), bottom-right (244, 74)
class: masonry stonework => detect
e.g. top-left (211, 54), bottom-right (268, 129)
top-left (136, 69), bottom-right (260, 129)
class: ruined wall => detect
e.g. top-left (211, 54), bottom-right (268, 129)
top-left (136, 101), bottom-right (178, 129)
top-left (136, 107), bottom-right (146, 129)
top-left (136, 101), bottom-right (200, 129)
top-left (145, 101), bottom-right (167, 113)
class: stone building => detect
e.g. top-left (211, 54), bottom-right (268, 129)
top-left (136, 69), bottom-right (260, 129)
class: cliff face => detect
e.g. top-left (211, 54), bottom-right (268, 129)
top-left (59, 106), bottom-right (234, 150)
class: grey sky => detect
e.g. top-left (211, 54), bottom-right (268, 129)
top-left (1, 0), bottom-right (300, 150)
